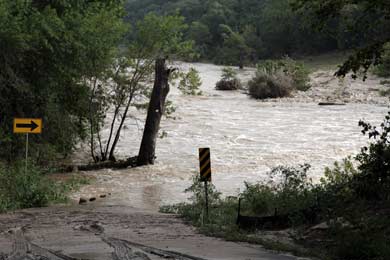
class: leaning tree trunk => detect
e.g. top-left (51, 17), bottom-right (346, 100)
top-left (137, 59), bottom-right (172, 166)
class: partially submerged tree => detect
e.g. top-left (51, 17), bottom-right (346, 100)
top-left (137, 14), bottom-right (194, 166)
top-left (89, 13), bottom-right (193, 165)
top-left (178, 68), bottom-right (203, 96)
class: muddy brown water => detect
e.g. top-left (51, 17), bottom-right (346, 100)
top-left (71, 63), bottom-right (389, 211)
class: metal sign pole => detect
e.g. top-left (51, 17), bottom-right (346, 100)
top-left (25, 133), bottom-right (29, 174)
top-left (204, 180), bottom-right (209, 222)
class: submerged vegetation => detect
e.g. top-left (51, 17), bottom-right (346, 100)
top-left (248, 70), bottom-right (293, 99)
top-left (178, 68), bottom-right (203, 95)
top-left (248, 58), bottom-right (310, 99)
top-left (215, 67), bottom-right (242, 90)
top-left (161, 111), bottom-right (390, 259)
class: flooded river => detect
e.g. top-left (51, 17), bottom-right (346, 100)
top-left (72, 63), bottom-right (388, 210)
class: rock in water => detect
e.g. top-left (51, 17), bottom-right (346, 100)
top-left (79, 198), bottom-right (87, 204)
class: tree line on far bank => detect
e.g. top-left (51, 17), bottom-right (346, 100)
top-left (125, 0), bottom-right (390, 71)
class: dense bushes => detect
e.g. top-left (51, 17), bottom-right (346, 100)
top-left (0, 1), bottom-right (125, 163)
top-left (354, 115), bottom-right (390, 200)
top-left (215, 67), bottom-right (242, 90)
top-left (258, 58), bottom-right (311, 91)
top-left (0, 162), bottom-right (88, 212)
top-left (248, 70), bottom-right (293, 99)
top-left (248, 58), bottom-right (310, 99)
top-left (0, 163), bottom-right (62, 211)
top-left (241, 164), bottom-right (317, 225)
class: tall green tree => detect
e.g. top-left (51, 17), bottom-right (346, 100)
top-left (0, 0), bottom-right (126, 163)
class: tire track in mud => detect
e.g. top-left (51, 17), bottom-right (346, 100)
top-left (3, 223), bottom-right (208, 260)
top-left (5, 227), bottom-right (78, 260)
top-left (0, 206), bottom-right (297, 260)
top-left (82, 222), bottom-right (208, 260)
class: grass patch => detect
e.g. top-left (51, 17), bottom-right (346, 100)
top-left (0, 162), bottom-right (89, 212)
top-left (297, 51), bottom-right (349, 72)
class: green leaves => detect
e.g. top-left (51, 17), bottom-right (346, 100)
top-left (0, 0), bottom-right (126, 161)
top-left (178, 68), bottom-right (203, 95)
top-left (131, 13), bottom-right (194, 60)
top-left (292, 0), bottom-right (390, 78)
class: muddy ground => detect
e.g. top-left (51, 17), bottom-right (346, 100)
top-left (0, 204), bottom-right (304, 260)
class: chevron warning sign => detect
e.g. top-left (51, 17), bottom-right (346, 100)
top-left (199, 148), bottom-right (211, 182)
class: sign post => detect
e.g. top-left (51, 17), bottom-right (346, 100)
top-left (199, 148), bottom-right (212, 222)
top-left (13, 118), bottom-right (43, 173)
top-left (25, 133), bottom-right (29, 173)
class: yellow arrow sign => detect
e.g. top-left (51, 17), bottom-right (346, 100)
top-left (13, 118), bottom-right (42, 134)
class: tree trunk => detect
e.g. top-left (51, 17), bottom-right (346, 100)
top-left (137, 59), bottom-right (172, 166)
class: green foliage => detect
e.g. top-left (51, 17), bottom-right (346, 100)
top-left (316, 158), bottom-right (358, 218)
top-left (0, 162), bottom-right (67, 211)
top-left (126, 0), bottom-right (390, 77)
top-left (132, 13), bottom-right (194, 60)
top-left (125, 0), bottom-right (350, 66)
top-left (355, 114), bottom-right (390, 200)
top-left (248, 70), bottom-right (293, 99)
top-left (185, 174), bottom-right (222, 208)
top-left (216, 24), bottom-right (253, 67)
top-left (215, 67), bottom-right (242, 90)
top-left (0, 0), bottom-right (126, 162)
top-left (257, 57), bottom-right (311, 91)
top-left (89, 13), bottom-right (193, 161)
top-left (241, 164), bottom-right (316, 225)
top-left (248, 57), bottom-right (310, 99)
top-left (326, 214), bottom-right (390, 260)
top-left (178, 68), bottom-right (203, 95)
top-left (161, 174), bottom-right (223, 226)
top-left (221, 67), bottom-right (238, 81)
top-left (293, 0), bottom-right (390, 79)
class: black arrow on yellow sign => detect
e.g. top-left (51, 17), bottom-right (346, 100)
top-left (14, 118), bottom-right (42, 134)
top-left (16, 121), bottom-right (39, 131)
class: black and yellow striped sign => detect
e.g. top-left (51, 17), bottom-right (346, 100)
top-left (199, 148), bottom-right (211, 182)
